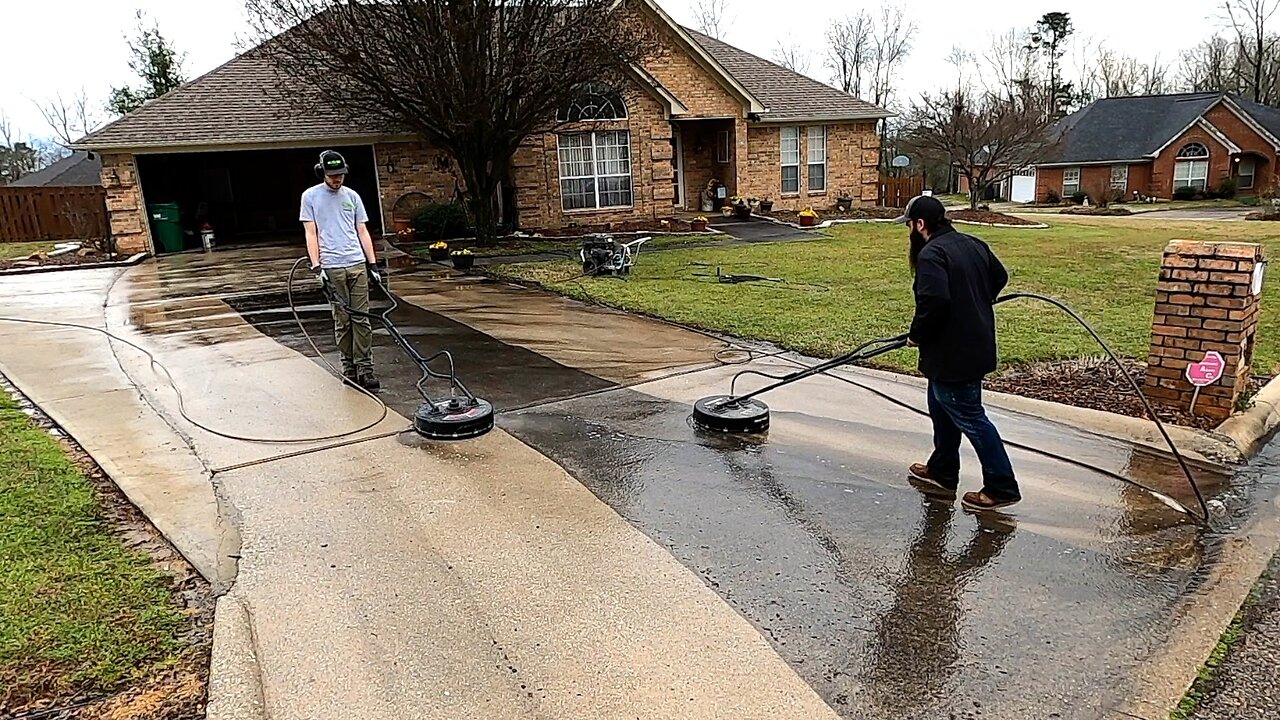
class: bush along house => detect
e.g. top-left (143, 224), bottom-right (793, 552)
top-left (73, 0), bottom-right (891, 255)
top-left (1034, 92), bottom-right (1280, 204)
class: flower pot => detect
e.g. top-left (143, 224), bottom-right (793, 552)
top-left (799, 215), bottom-right (817, 227)
top-left (429, 248), bottom-right (449, 262)
top-left (451, 254), bottom-right (475, 270)
top-left (836, 197), bottom-right (853, 212)
top-left (691, 220), bottom-right (708, 232)
top-left (733, 205), bottom-right (752, 219)
top-left (393, 218), bottom-right (412, 234)
top-left (758, 201), bottom-right (773, 214)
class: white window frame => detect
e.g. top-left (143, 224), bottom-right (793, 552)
top-left (807, 126), bottom-right (827, 193)
top-left (716, 130), bottom-right (731, 164)
top-left (1174, 159), bottom-right (1210, 192)
top-left (1062, 167), bottom-right (1081, 196)
top-left (557, 130), bottom-right (634, 212)
top-left (781, 127), bottom-right (800, 195)
top-left (1237, 157), bottom-right (1257, 190)
top-left (1110, 165), bottom-right (1128, 190)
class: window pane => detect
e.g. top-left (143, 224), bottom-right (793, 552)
top-left (559, 134), bottom-right (595, 179)
top-left (808, 163), bottom-right (826, 191)
top-left (807, 126), bottom-right (826, 164)
top-left (598, 176), bottom-right (632, 207)
top-left (781, 127), bottom-right (800, 165)
top-left (561, 178), bottom-right (596, 210)
top-left (782, 166), bottom-right (799, 194)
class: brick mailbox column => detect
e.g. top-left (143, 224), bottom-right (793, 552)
top-left (1145, 240), bottom-right (1267, 420)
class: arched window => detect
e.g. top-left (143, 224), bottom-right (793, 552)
top-left (1176, 142), bottom-right (1209, 159)
top-left (557, 83), bottom-right (627, 123)
top-left (1174, 142), bottom-right (1210, 191)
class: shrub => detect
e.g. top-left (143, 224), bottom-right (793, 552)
top-left (1044, 189), bottom-right (1062, 205)
top-left (1212, 178), bottom-right (1238, 199)
top-left (1070, 191), bottom-right (1088, 205)
top-left (1173, 186), bottom-right (1199, 201)
top-left (1240, 195), bottom-right (1261, 206)
top-left (411, 203), bottom-right (470, 241)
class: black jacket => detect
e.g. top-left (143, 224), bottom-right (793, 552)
top-left (909, 228), bottom-right (1009, 382)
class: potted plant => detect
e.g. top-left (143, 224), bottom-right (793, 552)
top-left (835, 191), bottom-right (854, 212)
top-left (690, 215), bottom-right (709, 232)
top-left (428, 241), bottom-right (449, 261)
top-left (733, 197), bottom-right (752, 219)
top-left (758, 197), bottom-right (774, 214)
top-left (798, 207), bottom-right (819, 227)
top-left (450, 248), bottom-right (475, 270)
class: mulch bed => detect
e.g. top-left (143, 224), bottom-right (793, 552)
top-left (0, 377), bottom-right (213, 720)
top-left (769, 207), bottom-right (900, 223)
top-left (1059, 206), bottom-right (1134, 216)
top-left (1245, 212), bottom-right (1280, 221)
top-left (947, 209), bottom-right (1044, 226)
top-left (0, 249), bottom-right (123, 272)
top-left (532, 217), bottom-right (700, 237)
top-left (984, 358), bottom-right (1264, 431)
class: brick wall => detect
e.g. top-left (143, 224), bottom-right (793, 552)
top-left (1151, 125), bottom-right (1234, 197)
top-left (643, 25), bottom-right (743, 118)
top-left (1203, 105), bottom-right (1278, 192)
top-left (100, 153), bottom-right (151, 255)
top-left (740, 122), bottom-right (878, 211)
top-left (1144, 240), bottom-right (1266, 419)
top-left (1036, 162), bottom-right (1155, 202)
top-left (375, 141), bottom-right (460, 233)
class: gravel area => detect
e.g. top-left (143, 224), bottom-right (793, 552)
top-left (1190, 552), bottom-right (1280, 720)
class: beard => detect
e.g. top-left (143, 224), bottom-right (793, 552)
top-left (909, 229), bottom-right (927, 273)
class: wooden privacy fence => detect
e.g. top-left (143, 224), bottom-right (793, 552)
top-left (0, 187), bottom-right (109, 243)
top-left (878, 175), bottom-right (925, 208)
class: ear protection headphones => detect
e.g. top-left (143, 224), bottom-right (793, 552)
top-left (314, 150), bottom-right (349, 179)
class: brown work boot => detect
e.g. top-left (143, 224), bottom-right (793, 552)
top-left (908, 463), bottom-right (958, 496)
top-left (961, 490), bottom-right (1021, 512)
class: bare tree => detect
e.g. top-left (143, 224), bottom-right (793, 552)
top-left (1222, 0), bottom-right (1280, 102)
top-left (826, 12), bottom-right (873, 96)
top-left (984, 28), bottom-right (1041, 104)
top-left (772, 41), bottom-right (811, 74)
top-left (0, 112), bottom-right (41, 184)
top-left (691, 0), bottom-right (730, 40)
top-left (246, 0), bottom-right (658, 244)
top-left (945, 46), bottom-right (974, 92)
top-left (904, 86), bottom-right (1060, 210)
top-left (869, 4), bottom-right (915, 110)
top-left (1179, 35), bottom-right (1240, 92)
top-left (1141, 55), bottom-right (1172, 94)
top-left (35, 89), bottom-right (102, 147)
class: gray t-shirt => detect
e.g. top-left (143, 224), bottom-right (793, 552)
top-left (300, 184), bottom-right (369, 268)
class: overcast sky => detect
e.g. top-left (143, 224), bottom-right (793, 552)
top-left (1, 0), bottom-right (1224, 142)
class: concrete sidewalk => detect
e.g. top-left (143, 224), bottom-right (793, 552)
top-left (1, 246), bottom-right (1278, 719)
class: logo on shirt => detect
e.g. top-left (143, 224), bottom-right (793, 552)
top-left (342, 200), bottom-right (356, 211)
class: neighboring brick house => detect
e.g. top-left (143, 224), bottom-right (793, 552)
top-left (1034, 92), bottom-right (1280, 203)
top-left (74, 0), bottom-right (889, 255)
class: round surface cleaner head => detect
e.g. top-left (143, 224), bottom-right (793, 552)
top-left (692, 395), bottom-right (770, 434)
top-left (414, 397), bottom-right (495, 440)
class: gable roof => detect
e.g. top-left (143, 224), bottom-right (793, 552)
top-left (685, 30), bottom-right (892, 123)
top-left (1039, 93), bottom-right (1223, 165)
top-left (8, 151), bottom-right (102, 187)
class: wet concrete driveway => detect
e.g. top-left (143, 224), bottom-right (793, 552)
top-left (202, 247), bottom-right (1275, 719)
top-left (2, 245), bottom-right (1277, 719)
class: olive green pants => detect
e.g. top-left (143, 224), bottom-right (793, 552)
top-left (323, 263), bottom-right (374, 375)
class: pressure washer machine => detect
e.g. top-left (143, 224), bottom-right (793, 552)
top-left (580, 234), bottom-right (650, 276)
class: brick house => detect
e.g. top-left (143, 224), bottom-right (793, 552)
top-left (74, 0), bottom-right (889, 255)
top-left (1034, 92), bottom-right (1280, 203)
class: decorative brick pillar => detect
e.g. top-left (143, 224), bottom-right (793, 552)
top-left (100, 153), bottom-right (153, 255)
top-left (1145, 240), bottom-right (1267, 419)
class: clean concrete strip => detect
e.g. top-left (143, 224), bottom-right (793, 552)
top-left (206, 594), bottom-right (268, 720)
top-left (1218, 375), bottom-right (1280, 458)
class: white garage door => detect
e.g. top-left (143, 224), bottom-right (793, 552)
top-left (1010, 172), bottom-right (1036, 203)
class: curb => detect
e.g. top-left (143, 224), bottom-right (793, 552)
top-left (0, 252), bottom-right (149, 277)
top-left (1217, 374), bottom-right (1280, 458)
top-left (951, 218), bottom-right (1051, 229)
top-left (206, 594), bottom-right (268, 720)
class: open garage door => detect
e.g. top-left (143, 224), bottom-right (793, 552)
top-left (136, 145), bottom-right (381, 253)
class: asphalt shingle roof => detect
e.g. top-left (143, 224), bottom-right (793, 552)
top-left (8, 151), bottom-right (102, 187)
top-left (76, 48), bottom-right (384, 151)
top-left (1040, 92), bottom-right (1280, 164)
top-left (685, 29), bottom-right (891, 122)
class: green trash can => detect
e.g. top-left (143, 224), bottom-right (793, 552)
top-left (148, 203), bottom-right (184, 253)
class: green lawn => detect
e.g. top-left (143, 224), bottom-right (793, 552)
top-left (411, 234), bottom-right (717, 259)
top-left (493, 216), bottom-right (1280, 375)
top-left (0, 393), bottom-right (193, 708)
top-left (0, 242), bottom-right (55, 261)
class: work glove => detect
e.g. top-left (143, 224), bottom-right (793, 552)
top-left (366, 262), bottom-right (382, 287)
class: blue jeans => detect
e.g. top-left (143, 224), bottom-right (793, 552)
top-left (927, 380), bottom-right (1020, 500)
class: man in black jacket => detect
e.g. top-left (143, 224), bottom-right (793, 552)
top-left (895, 195), bottom-right (1020, 511)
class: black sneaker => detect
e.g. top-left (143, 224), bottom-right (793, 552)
top-left (342, 368), bottom-right (359, 384)
top-left (908, 463), bottom-right (958, 496)
top-left (357, 372), bottom-right (381, 391)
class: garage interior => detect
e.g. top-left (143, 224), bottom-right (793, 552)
top-left (135, 145), bottom-right (382, 253)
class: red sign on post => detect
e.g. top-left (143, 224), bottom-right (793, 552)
top-left (1185, 351), bottom-right (1226, 386)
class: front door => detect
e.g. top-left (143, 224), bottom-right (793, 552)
top-left (670, 130), bottom-right (685, 209)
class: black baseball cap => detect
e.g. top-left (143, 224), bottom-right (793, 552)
top-left (318, 150), bottom-right (348, 176)
top-left (893, 194), bottom-right (946, 225)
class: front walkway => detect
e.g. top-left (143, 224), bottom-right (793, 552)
top-left (0, 246), bottom-right (1277, 719)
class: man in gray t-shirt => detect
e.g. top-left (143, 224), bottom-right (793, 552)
top-left (301, 150), bottom-right (381, 390)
